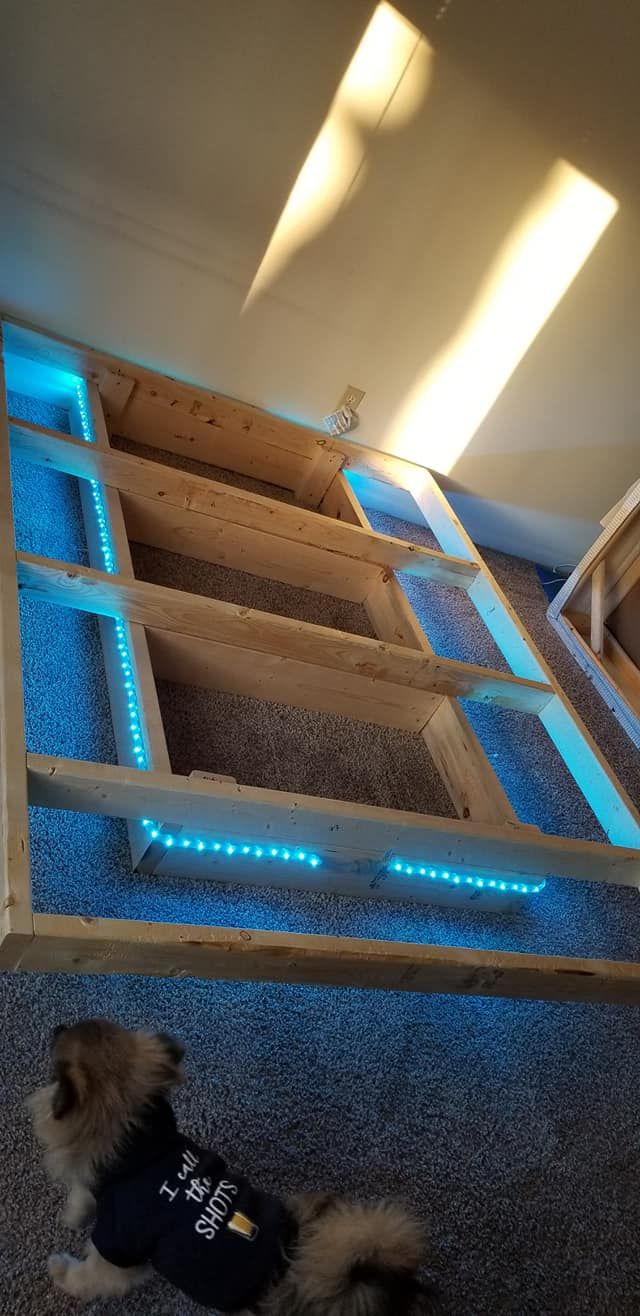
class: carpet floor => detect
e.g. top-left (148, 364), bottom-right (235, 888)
top-left (2, 397), bottom-right (640, 1315)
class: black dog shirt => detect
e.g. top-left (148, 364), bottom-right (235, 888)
top-left (92, 1098), bottom-right (292, 1312)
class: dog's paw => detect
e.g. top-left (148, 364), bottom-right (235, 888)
top-left (48, 1253), bottom-right (83, 1295)
top-left (48, 1252), bottom-right (72, 1283)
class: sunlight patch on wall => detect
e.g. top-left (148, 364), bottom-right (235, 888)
top-left (386, 160), bottom-right (618, 476)
top-left (242, 3), bottom-right (432, 311)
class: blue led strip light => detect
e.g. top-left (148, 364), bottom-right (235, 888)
top-left (72, 376), bottom-right (545, 895)
top-left (140, 823), bottom-right (321, 868)
top-left (74, 379), bottom-right (147, 770)
top-left (389, 860), bottom-right (546, 896)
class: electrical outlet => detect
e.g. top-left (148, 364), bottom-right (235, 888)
top-left (323, 405), bottom-right (358, 436)
top-left (337, 385), bottom-right (365, 411)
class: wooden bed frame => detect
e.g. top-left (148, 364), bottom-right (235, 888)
top-left (2, 314), bottom-right (640, 1004)
top-left (548, 481), bottom-right (640, 749)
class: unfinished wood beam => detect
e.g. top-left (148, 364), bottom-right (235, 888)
top-left (550, 614), bottom-right (640, 752)
top-left (365, 574), bottom-right (519, 825)
top-left (98, 369), bottom-right (136, 424)
top-left (13, 913), bottom-right (640, 1005)
top-left (119, 491), bottom-right (378, 603)
top-left (75, 383), bottom-right (172, 871)
top-left (0, 335), bottom-right (33, 966)
top-left (603, 553), bottom-right (640, 616)
top-left (553, 488), bottom-right (640, 619)
top-left (328, 470), bottom-right (519, 829)
top-left (150, 831), bottom-right (529, 912)
top-left (364, 572), bottom-right (428, 649)
top-left (8, 419), bottom-right (480, 591)
top-left (27, 755), bottom-right (640, 888)
top-left (590, 560), bottom-right (606, 655)
top-left (294, 439), bottom-right (345, 509)
top-left (146, 628), bottom-right (440, 731)
top-left (549, 482), bottom-right (640, 751)
top-left (121, 394), bottom-right (311, 492)
top-left (602, 629), bottom-right (640, 713)
top-left (423, 700), bottom-right (516, 825)
top-left (129, 380), bottom-right (321, 462)
top-left (409, 468), bottom-right (640, 847)
top-left (320, 471), bottom-right (372, 527)
top-left (16, 554), bottom-right (554, 714)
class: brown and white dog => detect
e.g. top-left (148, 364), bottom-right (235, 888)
top-left (28, 1018), bottom-right (440, 1314)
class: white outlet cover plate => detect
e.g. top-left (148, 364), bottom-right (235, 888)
top-left (337, 385), bottom-right (365, 411)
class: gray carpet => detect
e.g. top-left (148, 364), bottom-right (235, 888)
top-left (2, 396), bottom-right (640, 1315)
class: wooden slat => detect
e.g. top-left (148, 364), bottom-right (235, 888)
top-left (423, 699), bottom-right (519, 826)
top-left (550, 483), bottom-right (640, 751)
top-left (592, 521), bottom-right (640, 605)
top-left (81, 387), bottom-right (171, 773)
top-left (365, 576), bottom-right (518, 825)
top-left (550, 613), bottom-right (640, 751)
top-left (553, 489), bottom-right (640, 619)
top-left (590, 560), bottom-right (606, 655)
top-left (150, 840), bottom-right (526, 913)
top-left (120, 491), bottom-right (377, 603)
top-left (604, 543), bottom-right (640, 616)
top-left (27, 755), bottom-right (640, 887)
top-left (0, 335), bottom-right (33, 966)
top-left (409, 468), bottom-right (640, 847)
top-left (121, 394), bottom-right (310, 493)
top-left (9, 419), bottom-right (480, 590)
top-left (364, 571), bottom-right (429, 649)
top-left (341, 441), bottom-right (425, 490)
top-left (147, 628), bottom-right (439, 730)
top-left (294, 440), bottom-right (345, 509)
top-left (76, 383), bottom-right (172, 871)
top-left (337, 470), bottom-right (519, 829)
top-left (16, 554), bottom-right (555, 714)
top-left (320, 471), bottom-right (373, 527)
top-left (129, 378), bottom-right (321, 462)
top-left (98, 369), bottom-right (136, 423)
top-left (603, 628), bottom-right (640, 714)
top-left (369, 579), bottom-right (519, 826)
top-left (13, 913), bottom-right (640, 1004)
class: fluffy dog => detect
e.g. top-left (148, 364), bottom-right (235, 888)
top-left (29, 1018), bottom-right (439, 1314)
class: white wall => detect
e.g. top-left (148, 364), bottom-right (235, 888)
top-left (1, 0), bottom-right (638, 568)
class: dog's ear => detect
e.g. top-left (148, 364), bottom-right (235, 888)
top-left (51, 1062), bottom-right (79, 1119)
top-left (155, 1032), bottom-right (185, 1077)
top-left (51, 1024), bottom-right (67, 1044)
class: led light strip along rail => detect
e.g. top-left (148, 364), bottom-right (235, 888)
top-left (72, 377), bottom-right (543, 898)
top-left (74, 381), bottom-right (147, 769)
top-left (390, 860), bottom-right (545, 896)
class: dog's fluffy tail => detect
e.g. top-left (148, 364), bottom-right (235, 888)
top-left (293, 1199), bottom-right (440, 1314)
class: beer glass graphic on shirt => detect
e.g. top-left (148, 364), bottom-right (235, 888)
top-left (227, 1211), bottom-right (259, 1242)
